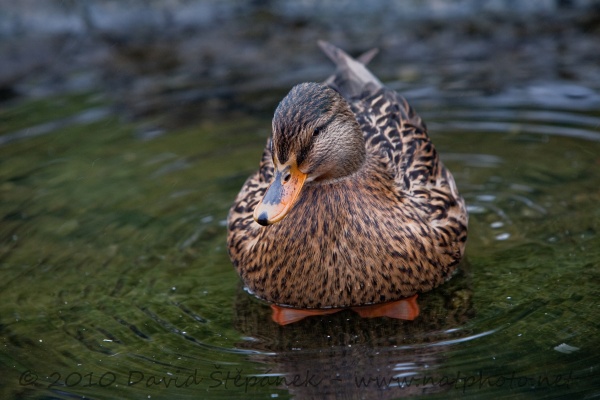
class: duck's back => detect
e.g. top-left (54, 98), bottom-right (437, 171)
top-left (319, 41), bottom-right (458, 199)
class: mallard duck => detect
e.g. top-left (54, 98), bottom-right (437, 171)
top-left (227, 41), bottom-right (468, 325)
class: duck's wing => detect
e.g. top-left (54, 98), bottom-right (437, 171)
top-left (355, 88), bottom-right (442, 191)
top-left (319, 40), bottom-right (440, 192)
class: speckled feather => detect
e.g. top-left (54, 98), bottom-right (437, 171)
top-left (227, 42), bottom-right (468, 308)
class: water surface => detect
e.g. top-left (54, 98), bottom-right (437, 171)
top-left (1, 85), bottom-right (599, 399)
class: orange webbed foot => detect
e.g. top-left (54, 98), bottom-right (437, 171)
top-left (271, 305), bottom-right (341, 325)
top-left (351, 295), bottom-right (420, 320)
top-left (271, 295), bottom-right (419, 325)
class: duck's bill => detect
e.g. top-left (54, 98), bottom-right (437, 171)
top-left (253, 166), bottom-right (307, 226)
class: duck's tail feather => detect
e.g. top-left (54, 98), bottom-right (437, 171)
top-left (356, 47), bottom-right (379, 65)
top-left (318, 40), bottom-right (382, 99)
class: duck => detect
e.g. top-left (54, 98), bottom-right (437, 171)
top-left (227, 41), bottom-right (468, 325)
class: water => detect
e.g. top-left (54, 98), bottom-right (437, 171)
top-left (1, 84), bottom-right (599, 400)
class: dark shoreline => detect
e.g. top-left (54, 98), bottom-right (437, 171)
top-left (1, 1), bottom-right (599, 125)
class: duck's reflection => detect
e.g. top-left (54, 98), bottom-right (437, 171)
top-left (233, 267), bottom-right (474, 399)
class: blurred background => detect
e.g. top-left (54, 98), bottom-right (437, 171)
top-left (2, 0), bottom-right (599, 126)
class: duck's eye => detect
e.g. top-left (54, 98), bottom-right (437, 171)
top-left (313, 126), bottom-right (322, 137)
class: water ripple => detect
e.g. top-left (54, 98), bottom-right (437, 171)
top-left (430, 120), bottom-right (600, 141)
top-left (0, 107), bottom-right (112, 146)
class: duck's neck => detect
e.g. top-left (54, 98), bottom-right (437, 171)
top-left (307, 152), bottom-right (384, 187)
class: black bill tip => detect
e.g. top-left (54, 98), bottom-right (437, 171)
top-left (255, 212), bottom-right (270, 226)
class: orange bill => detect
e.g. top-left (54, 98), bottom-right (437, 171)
top-left (351, 295), bottom-right (420, 320)
top-left (254, 164), bottom-right (307, 226)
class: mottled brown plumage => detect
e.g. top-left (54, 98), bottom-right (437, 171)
top-left (227, 41), bottom-right (468, 310)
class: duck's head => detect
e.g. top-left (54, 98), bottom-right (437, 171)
top-left (254, 82), bottom-right (366, 226)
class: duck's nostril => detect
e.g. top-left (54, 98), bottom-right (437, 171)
top-left (283, 173), bottom-right (291, 183)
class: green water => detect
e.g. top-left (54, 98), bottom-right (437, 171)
top-left (0, 90), bottom-right (599, 399)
